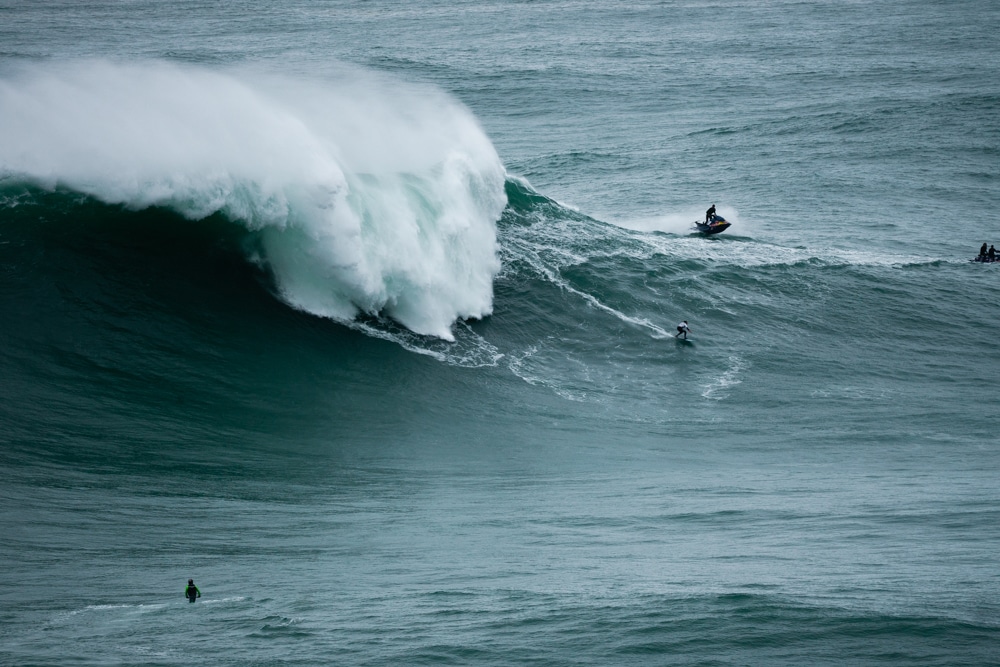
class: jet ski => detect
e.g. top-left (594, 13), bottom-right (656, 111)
top-left (971, 255), bottom-right (999, 263)
top-left (694, 214), bottom-right (731, 235)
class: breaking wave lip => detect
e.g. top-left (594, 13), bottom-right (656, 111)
top-left (0, 59), bottom-right (507, 341)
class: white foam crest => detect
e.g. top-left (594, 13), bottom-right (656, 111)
top-left (0, 60), bottom-right (507, 340)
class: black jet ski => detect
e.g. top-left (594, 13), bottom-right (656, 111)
top-left (694, 214), bottom-right (731, 235)
top-left (971, 255), bottom-right (999, 263)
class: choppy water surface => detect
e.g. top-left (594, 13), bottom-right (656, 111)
top-left (2, 1), bottom-right (999, 664)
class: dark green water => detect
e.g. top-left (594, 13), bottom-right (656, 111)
top-left (2, 1), bottom-right (999, 664)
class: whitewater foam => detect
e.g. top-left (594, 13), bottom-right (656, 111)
top-left (0, 60), bottom-right (507, 339)
top-left (701, 355), bottom-right (748, 400)
top-left (614, 206), bottom-right (743, 236)
top-left (350, 318), bottom-right (505, 368)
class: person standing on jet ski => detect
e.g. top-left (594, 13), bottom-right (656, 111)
top-left (705, 205), bottom-right (716, 223)
top-left (980, 243), bottom-right (989, 258)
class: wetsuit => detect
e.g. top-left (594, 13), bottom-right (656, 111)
top-left (990, 246), bottom-right (997, 260)
top-left (706, 206), bottom-right (716, 223)
top-left (185, 584), bottom-right (201, 603)
top-left (676, 322), bottom-right (691, 339)
top-left (981, 243), bottom-right (989, 258)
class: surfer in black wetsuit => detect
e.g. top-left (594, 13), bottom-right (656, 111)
top-left (185, 579), bottom-right (201, 603)
top-left (675, 321), bottom-right (692, 340)
top-left (705, 205), bottom-right (716, 223)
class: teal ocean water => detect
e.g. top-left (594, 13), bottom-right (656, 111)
top-left (2, 1), bottom-right (999, 664)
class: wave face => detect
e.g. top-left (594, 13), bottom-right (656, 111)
top-left (0, 60), bottom-right (507, 339)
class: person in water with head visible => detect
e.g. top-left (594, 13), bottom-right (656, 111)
top-left (705, 204), bottom-right (716, 223)
top-left (981, 243), bottom-right (989, 258)
top-left (675, 321), bottom-right (691, 340)
top-left (185, 579), bottom-right (201, 603)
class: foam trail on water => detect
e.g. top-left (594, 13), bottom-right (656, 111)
top-left (0, 60), bottom-right (507, 340)
top-left (613, 206), bottom-right (742, 235)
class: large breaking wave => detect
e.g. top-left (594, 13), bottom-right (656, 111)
top-left (0, 60), bottom-right (507, 339)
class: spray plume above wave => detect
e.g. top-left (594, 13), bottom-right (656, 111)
top-left (0, 60), bottom-right (507, 340)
